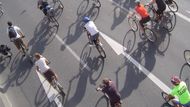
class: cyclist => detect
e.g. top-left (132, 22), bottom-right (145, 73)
top-left (96, 78), bottom-right (121, 107)
top-left (7, 21), bottom-right (28, 53)
top-left (128, 0), bottom-right (151, 34)
top-left (147, 0), bottom-right (166, 20)
top-left (83, 16), bottom-right (102, 45)
top-left (37, 0), bottom-right (49, 15)
top-left (34, 53), bottom-right (58, 86)
top-left (166, 76), bottom-right (190, 107)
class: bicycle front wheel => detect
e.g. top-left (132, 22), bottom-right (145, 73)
top-left (163, 11), bottom-right (176, 32)
top-left (167, 0), bottom-right (178, 12)
top-left (96, 44), bottom-right (106, 58)
top-left (128, 17), bottom-right (138, 32)
top-left (144, 28), bottom-right (157, 42)
top-left (184, 50), bottom-right (190, 65)
top-left (161, 92), bottom-right (174, 106)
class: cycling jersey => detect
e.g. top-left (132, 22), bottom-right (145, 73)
top-left (84, 21), bottom-right (99, 36)
top-left (135, 4), bottom-right (149, 18)
top-left (7, 26), bottom-right (21, 39)
top-left (35, 57), bottom-right (50, 73)
top-left (170, 81), bottom-right (190, 104)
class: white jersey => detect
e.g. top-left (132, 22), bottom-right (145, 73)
top-left (7, 26), bottom-right (22, 39)
top-left (84, 21), bottom-right (99, 36)
top-left (35, 57), bottom-right (50, 73)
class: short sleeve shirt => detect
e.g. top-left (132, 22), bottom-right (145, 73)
top-left (7, 26), bottom-right (22, 39)
top-left (170, 81), bottom-right (190, 104)
top-left (84, 21), bottom-right (99, 36)
top-left (35, 57), bottom-right (50, 73)
top-left (102, 81), bottom-right (121, 103)
top-left (135, 4), bottom-right (149, 18)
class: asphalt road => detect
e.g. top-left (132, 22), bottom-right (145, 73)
top-left (0, 0), bottom-right (190, 107)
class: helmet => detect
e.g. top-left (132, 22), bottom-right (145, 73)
top-left (135, 0), bottom-right (140, 3)
top-left (7, 21), bottom-right (12, 26)
top-left (102, 78), bottom-right (110, 86)
top-left (171, 76), bottom-right (181, 85)
top-left (83, 16), bottom-right (90, 23)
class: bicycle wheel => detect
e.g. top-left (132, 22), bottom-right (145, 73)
top-left (167, 1), bottom-right (178, 12)
top-left (128, 17), bottom-right (138, 32)
top-left (184, 50), bottom-right (190, 65)
top-left (163, 11), bottom-right (176, 32)
top-left (144, 28), bottom-right (157, 42)
top-left (161, 92), bottom-right (174, 106)
top-left (96, 44), bottom-right (106, 58)
top-left (0, 9), bottom-right (3, 17)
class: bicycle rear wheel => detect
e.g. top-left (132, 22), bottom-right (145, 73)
top-left (161, 92), bottom-right (174, 106)
top-left (163, 11), bottom-right (176, 32)
top-left (167, 0), bottom-right (178, 12)
top-left (128, 17), bottom-right (138, 32)
top-left (144, 28), bottom-right (157, 42)
top-left (184, 50), bottom-right (190, 65)
top-left (96, 44), bottom-right (106, 58)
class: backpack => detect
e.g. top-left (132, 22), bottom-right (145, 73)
top-left (8, 26), bottom-right (17, 38)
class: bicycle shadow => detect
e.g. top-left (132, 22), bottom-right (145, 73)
top-left (122, 29), bottom-right (136, 54)
top-left (29, 17), bottom-right (58, 55)
top-left (116, 41), bottom-right (157, 99)
top-left (63, 43), bottom-right (105, 107)
top-left (179, 63), bottom-right (190, 90)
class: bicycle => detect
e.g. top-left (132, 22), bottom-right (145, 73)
top-left (51, 76), bottom-right (66, 97)
top-left (52, 0), bottom-right (64, 9)
top-left (145, 4), bottom-right (176, 32)
top-left (87, 33), bottom-right (106, 58)
top-left (164, 0), bottom-right (178, 12)
top-left (161, 91), bottom-right (190, 107)
top-left (0, 2), bottom-right (4, 17)
top-left (184, 50), bottom-right (190, 65)
top-left (45, 5), bottom-right (58, 23)
top-left (128, 14), bottom-right (157, 42)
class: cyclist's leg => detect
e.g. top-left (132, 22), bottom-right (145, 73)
top-left (139, 16), bottom-right (150, 33)
top-left (171, 99), bottom-right (182, 107)
top-left (19, 38), bottom-right (28, 50)
top-left (93, 33), bottom-right (100, 45)
top-left (13, 39), bottom-right (21, 51)
top-left (156, 6), bottom-right (166, 20)
top-left (43, 69), bottom-right (58, 84)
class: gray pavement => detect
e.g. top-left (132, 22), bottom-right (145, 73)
top-left (0, 0), bottom-right (190, 107)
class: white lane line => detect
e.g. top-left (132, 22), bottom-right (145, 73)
top-left (0, 93), bottom-right (12, 107)
top-left (100, 32), bottom-right (171, 93)
top-left (108, 0), bottom-right (190, 23)
top-left (55, 35), bottom-right (91, 71)
top-left (36, 71), bottom-right (63, 107)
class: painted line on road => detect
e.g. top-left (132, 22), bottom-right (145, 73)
top-left (100, 32), bottom-right (171, 93)
top-left (186, 10), bottom-right (190, 14)
top-left (36, 71), bottom-right (63, 107)
top-left (108, 0), bottom-right (190, 23)
top-left (0, 93), bottom-right (12, 107)
top-left (55, 35), bottom-right (91, 71)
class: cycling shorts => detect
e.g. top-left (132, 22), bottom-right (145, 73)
top-left (139, 16), bottom-right (151, 28)
top-left (13, 38), bottom-right (24, 50)
top-left (44, 69), bottom-right (56, 83)
top-left (156, 6), bottom-right (166, 15)
top-left (173, 100), bottom-right (190, 107)
top-left (90, 33), bottom-right (99, 44)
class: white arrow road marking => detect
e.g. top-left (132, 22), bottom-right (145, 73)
top-left (100, 32), bottom-right (171, 93)
top-left (100, 32), bottom-right (127, 55)
top-left (36, 71), bottom-right (63, 107)
top-left (176, 12), bottom-right (190, 23)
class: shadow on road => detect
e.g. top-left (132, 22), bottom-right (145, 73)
top-left (179, 63), bottom-right (190, 90)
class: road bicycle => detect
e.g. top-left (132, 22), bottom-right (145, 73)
top-left (45, 5), bottom-right (58, 23)
top-left (161, 91), bottom-right (190, 107)
top-left (52, 0), bottom-right (64, 9)
top-left (87, 33), bottom-right (106, 58)
top-left (92, 0), bottom-right (101, 8)
top-left (11, 37), bottom-right (33, 64)
top-left (145, 5), bottom-right (176, 32)
top-left (0, 2), bottom-right (4, 16)
top-left (51, 76), bottom-right (66, 97)
top-left (164, 0), bottom-right (178, 12)
top-left (128, 14), bottom-right (157, 42)
top-left (184, 50), bottom-right (190, 65)
top-left (96, 87), bottom-right (122, 107)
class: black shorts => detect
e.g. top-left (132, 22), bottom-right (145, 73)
top-left (139, 16), bottom-right (151, 28)
top-left (91, 33), bottom-right (99, 44)
top-left (156, 6), bottom-right (166, 15)
top-left (44, 69), bottom-right (56, 83)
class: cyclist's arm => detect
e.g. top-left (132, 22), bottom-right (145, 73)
top-left (36, 66), bottom-right (40, 72)
top-left (45, 58), bottom-right (50, 65)
top-left (15, 26), bottom-right (25, 38)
